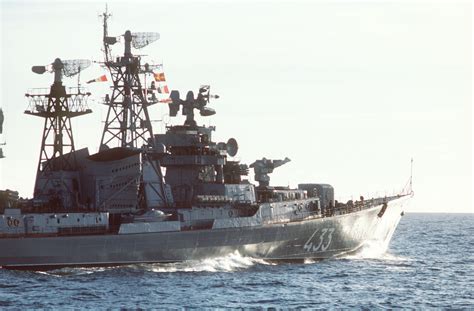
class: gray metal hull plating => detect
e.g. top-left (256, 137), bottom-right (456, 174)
top-left (0, 197), bottom-right (407, 269)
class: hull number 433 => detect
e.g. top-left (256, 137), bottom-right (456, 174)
top-left (303, 228), bottom-right (335, 252)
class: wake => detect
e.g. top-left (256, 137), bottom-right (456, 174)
top-left (35, 251), bottom-right (274, 276)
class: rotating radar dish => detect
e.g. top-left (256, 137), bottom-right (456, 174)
top-left (31, 59), bottom-right (91, 78)
top-left (131, 32), bottom-right (160, 49)
top-left (62, 59), bottom-right (92, 77)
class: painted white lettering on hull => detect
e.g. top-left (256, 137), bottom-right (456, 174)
top-left (303, 228), bottom-right (335, 252)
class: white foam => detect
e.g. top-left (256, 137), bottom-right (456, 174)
top-left (40, 266), bottom-right (111, 276)
top-left (304, 258), bottom-right (319, 264)
top-left (30, 252), bottom-right (272, 275)
top-left (147, 251), bottom-right (273, 273)
top-left (339, 239), bottom-right (409, 262)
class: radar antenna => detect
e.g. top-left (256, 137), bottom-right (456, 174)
top-left (131, 32), bottom-right (160, 49)
top-left (168, 86), bottom-right (220, 127)
top-left (62, 59), bottom-right (92, 77)
top-left (32, 58), bottom-right (91, 82)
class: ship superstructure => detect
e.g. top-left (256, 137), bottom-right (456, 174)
top-left (0, 10), bottom-right (413, 269)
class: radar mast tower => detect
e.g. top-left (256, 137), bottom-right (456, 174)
top-left (99, 10), bottom-right (160, 150)
top-left (25, 58), bottom-right (91, 200)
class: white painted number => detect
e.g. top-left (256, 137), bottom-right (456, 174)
top-left (303, 228), bottom-right (335, 252)
top-left (321, 228), bottom-right (334, 251)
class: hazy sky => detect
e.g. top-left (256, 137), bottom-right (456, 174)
top-left (0, 0), bottom-right (472, 213)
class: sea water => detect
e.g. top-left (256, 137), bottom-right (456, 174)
top-left (0, 213), bottom-right (472, 309)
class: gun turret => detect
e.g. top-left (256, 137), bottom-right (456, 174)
top-left (250, 157), bottom-right (291, 187)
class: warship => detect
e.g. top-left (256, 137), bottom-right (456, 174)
top-left (0, 12), bottom-right (412, 270)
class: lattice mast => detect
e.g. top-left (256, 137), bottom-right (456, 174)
top-left (25, 58), bottom-right (91, 174)
top-left (99, 13), bottom-right (160, 150)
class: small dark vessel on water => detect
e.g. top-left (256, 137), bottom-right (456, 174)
top-left (0, 11), bottom-right (413, 270)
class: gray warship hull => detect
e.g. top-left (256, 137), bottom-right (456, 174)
top-left (0, 197), bottom-right (407, 269)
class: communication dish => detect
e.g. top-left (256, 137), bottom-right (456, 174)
top-left (131, 32), bottom-right (160, 49)
top-left (226, 138), bottom-right (238, 157)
